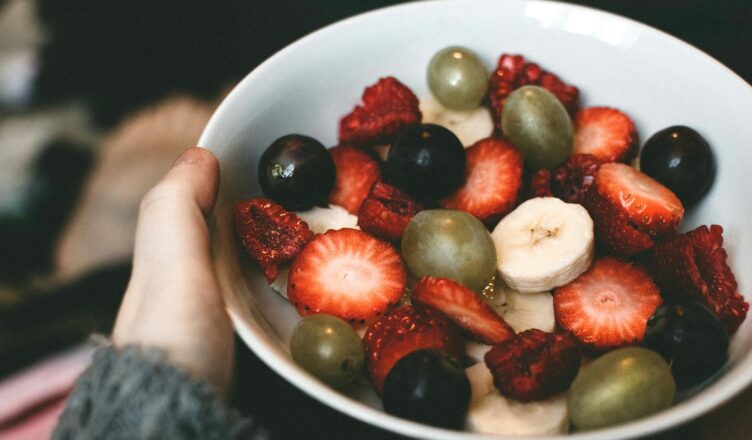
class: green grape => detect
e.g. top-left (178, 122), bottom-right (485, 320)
top-left (401, 209), bottom-right (496, 292)
top-left (501, 85), bottom-right (573, 168)
top-left (427, 46), bottom-right (488, 111)
top-left (290, 314), bottom-right (365, 387)
top-left (568, 347), bottom-right (676, 431)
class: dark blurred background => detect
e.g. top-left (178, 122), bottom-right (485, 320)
top-left (0, 0), bottom-right (750, 439)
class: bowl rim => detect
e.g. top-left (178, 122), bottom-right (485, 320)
top-left (200, 0), bottom-right (752, 438)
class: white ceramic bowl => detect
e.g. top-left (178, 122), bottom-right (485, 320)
top-left (199, 1), bottom-right (752, 438)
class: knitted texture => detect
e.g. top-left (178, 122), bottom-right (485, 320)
top-left (53, 346), bottom-right (267, 440)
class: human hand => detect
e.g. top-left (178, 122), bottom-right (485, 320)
top-left (112, 147), bottom-right (234, 394)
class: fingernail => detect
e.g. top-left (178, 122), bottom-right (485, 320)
top-left (172, 147), bottom-right (206, 167)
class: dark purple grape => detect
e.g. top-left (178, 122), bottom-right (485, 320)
top-left (381, 349), bottom-right (470, 430)
top-left (643, 299), bottom-right (729, 389)
top-left (258, 134), bottom-right (335, 210)
top-left (639, 126), bottom-right (715, 206)
top-left (384, 124), bottom-right (465, 201)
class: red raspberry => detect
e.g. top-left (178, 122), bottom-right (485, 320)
top-left (529, 168), bottom-right (553, 198)
top-left (649, 225), bottom-right (748, 333)
top-left (339, 77), bottom-right (421, 147)
top-left (551, 154), bottom-right (601, 204)
top-left (234, 198), bottom-right (313, 282)
top-left (357, 182), bottom-right (423, 244)
top-left (484, 329), bottom-right (581, 402)
top-left (489, 54), bottom-right (579, 130)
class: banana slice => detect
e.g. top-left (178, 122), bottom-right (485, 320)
top-left (491, 197), bottom-right (594, 293)
top-left (465, 362), bottom-right (569, 435)
top-left (269, 205), bottom-right (359, 299)
top-left (465, 341), bottom-right (493, 364)
top-left (270, 268), bottom-right (291, 299)
top-left (420, 95), bottom-right (493, 147)
top-left (296, 204), bottom-right (358, 234)
top-left (489, 280), bottom-right (556, 333)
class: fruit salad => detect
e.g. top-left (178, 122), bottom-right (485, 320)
top-left (232, 46), bottom-right (747, 435)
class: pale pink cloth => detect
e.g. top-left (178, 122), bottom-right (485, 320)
top-left (0, 345), bottom-right (93, 440)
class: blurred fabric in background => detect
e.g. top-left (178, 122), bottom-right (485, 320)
top-left (0, 0), bottom-right (750, 439)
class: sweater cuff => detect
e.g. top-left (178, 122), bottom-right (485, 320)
top-left (53, 344), bottom-right (267, 440)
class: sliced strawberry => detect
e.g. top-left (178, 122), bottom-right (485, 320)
top-left (484, 329), bottom-right (581, 402)
top-left (489, 54), bottom-right (579, 130)
top-left (328, 145), bottom-right (381, 214)
top-left (553, 257), bottom-right (663, 350)
top-left (440, 137), bottom-right (523, 223)
top-left (234, 198), bottom-right (313, 282)
top-left (551, 154), bottom-right (601, 204)
top-left (363, 305), bottom-right (464, 394)
top-left (583, 186), bottom-right (654, 256)
top-left (649, 225), bottom-right (748, 333)
top-left (594, 162), bottom-right (684, 239)
top-left (339, 77), bottom-right (421, 147)
top-left (412, 276), bottom-right (514, 345)
top-left (357, 182), bottom-right (423, 244)
top-left (287, 228), bottom-right (406, 324)
top-left (573, 107), bottom-right (638, 163)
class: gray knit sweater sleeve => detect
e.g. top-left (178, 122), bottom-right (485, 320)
top-left (53, 346), bottom-right (268, 440)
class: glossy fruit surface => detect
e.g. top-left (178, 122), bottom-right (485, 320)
top-left (290, 314), bottom-right (365, 387)
top-left (427, 46), bottom-right (488, 110)
top-left (644, 299), bottom-right (729, 388)
top-left (382, 349), bottom-right (470, 430)
top-left (568, 347), bottom-right (675, 431)
top-left (402, 209), bottom-right (496, 292)
top-left (639, 125), bottom-right (715, 206)
top-left (385, 124), bottom-right (466, 201)
top-left (258, 134), bottom-right (335, 210)
top-left (501, 85), bottom-right (573, 168)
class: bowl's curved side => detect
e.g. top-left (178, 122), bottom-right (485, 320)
top-left (199, 0), bottom-right (752, 438)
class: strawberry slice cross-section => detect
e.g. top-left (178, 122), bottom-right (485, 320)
top-left (573, 107), bottom-right (638, 164)
top-left (554, 257), bottom-right (663, 351)
top-left (440, 137), bottom-right (523, 224)
top-left (287, 228), bottom-right (406, 325)
top-left (328, 145), bottom-right (381, 214)
top-left (412, 276), bottom-right (515, 345)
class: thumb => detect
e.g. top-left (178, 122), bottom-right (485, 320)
top-left (130, 146), bottom-right (219, 281)
top-left (113, 147), bottom-right (233, 392)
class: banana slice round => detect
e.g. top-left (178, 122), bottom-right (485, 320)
top-left (465, 362), bottom-right (569, 435)
top-left (269, 205), bottom-right (359, 299)
top-left (491, 197), bottom-right (594, 293)
top-left (420, 95), bottom-right (493, 147)
top-left (296, 204), bottom-right (358, 234)
top-left (489, 281), bottom-right (556, 333)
